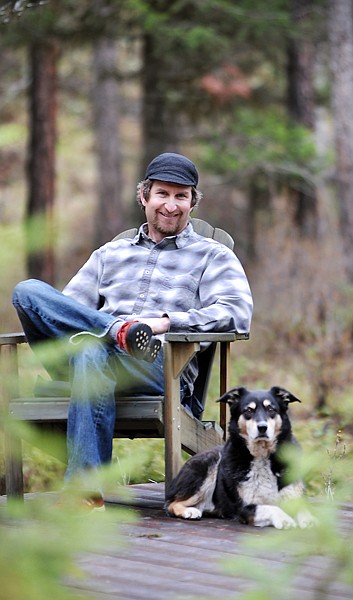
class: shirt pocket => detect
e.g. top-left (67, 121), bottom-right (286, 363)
top-left (158, 275), bottom-right (199, 310)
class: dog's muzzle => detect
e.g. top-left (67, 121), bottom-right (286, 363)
top-left (256, 422), bottom-right (268, 437)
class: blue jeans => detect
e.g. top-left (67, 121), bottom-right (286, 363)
top-left (12, 279), bottom-right (166, 482)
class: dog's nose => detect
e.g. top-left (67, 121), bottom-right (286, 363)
top-left (257, 423), bottom-right (268, 435)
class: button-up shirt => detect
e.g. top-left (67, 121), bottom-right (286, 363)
top-left (63, 222), bottom-right (253, 334)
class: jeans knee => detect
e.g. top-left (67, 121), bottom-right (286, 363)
top-left (71, 339), bottom-right (112, 369)
top-left (12, 279), bottom-right (41, 307)
top-left (70, 342), bottom-right (116, 395)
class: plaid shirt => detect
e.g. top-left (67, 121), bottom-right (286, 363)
top-left (63, 222), bottom-right (253, 335)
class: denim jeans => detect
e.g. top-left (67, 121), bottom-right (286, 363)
top-left (12, 279), bottom-right (166, 482)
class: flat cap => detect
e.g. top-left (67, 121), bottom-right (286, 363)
top-left (145, 152), bottom-right (199, 186)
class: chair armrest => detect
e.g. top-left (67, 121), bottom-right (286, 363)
top-left (164, 332), bottom-right (249, 342)
top-left (0, 333), bottom-right (27, 345)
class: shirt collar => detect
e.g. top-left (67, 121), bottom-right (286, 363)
top-left (132, 222), bottom-right (194, 248)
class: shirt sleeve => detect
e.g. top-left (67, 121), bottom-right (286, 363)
top-left (62, 247), bottom-right (104, 309)
top-left (166, 245), bottom-right (253, 334)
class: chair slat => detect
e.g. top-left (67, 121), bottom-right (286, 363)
top-left (213, 227), bottom-right (234, 250)
top-left (190, 217), bottom-right (215, 239)
top-left (112, 227), bottom-right (138, 241)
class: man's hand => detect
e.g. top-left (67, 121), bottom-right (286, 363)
top-left (135, 316), bottom-right (170, 335)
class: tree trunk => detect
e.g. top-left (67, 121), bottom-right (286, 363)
top-left (328, 0), bottom-right (353, 283)
top-left (126, 31), bottom-right (181, 226)
top-left (92, 37), bottom-right (125, 245)
top-left (26, 41), bottom-right (58, 283)
top-left (287, 0), bottom-right (318, 237)
top-left (141, 32), bottom-right (180, 170)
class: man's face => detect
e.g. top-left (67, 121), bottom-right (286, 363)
top-left (141, 180), bottom-right (193, 242)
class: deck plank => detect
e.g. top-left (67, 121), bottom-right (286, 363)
top-left (75, 484), bottom-right (353, 600)
top-left (2, 483), bottom-right (353, 599)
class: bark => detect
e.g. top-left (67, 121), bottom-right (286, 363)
top-left (328, 0), bottom-right (353, 283)
top-left (287, 0), bottom-right (318, 237)
top-left (92, 37), bottom-right (125, 245)
top-left (141, 32), bottom-right (180, 170)
top-left (287, 0), bottom-right (316, 129)
top-left (126, 31), bottom-right (181, 225)
top-left (26, 41), bottom-right (58, 284)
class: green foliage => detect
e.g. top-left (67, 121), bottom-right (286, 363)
top-left (0, 0), bottom-right (45, 25)
top-left (0, 457), bottom-right (137, 600)
top-left (113, 438), bottom-right (165, 484)
top-left (222, 510), bottom-right (353, 599)
top-left (0, 122), bottom-right (26, 147)
top-left (0, 224), bottom-right (25, 276)
top-left (201, 107), bottom-right (323, 188)
top-left (21, 443), bottom-right (66, 492)
top-left (16, 436), bottom-right (166, 492)
top-left (1, 0), bottom-right (140, 45)
top-left (0, 333), bottom-right (166, 491)
top-left (278, 431), bottom-right (353, 500)
top-left (0, 1), bottom-right (59, 44)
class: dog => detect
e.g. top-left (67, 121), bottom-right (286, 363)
top-left (165, 386), bottom-right (316, 529)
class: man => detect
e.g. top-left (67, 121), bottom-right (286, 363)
top-left (13, 152), bottom-right (253, 509)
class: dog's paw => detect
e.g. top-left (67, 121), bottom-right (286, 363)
top-left (182, 507), bottom-right (202, 520)
top-left (273, 509), bottom-right (297, 530)
top-left (254, 505), bottom-right (297, 529)
top-left (296, 510), bottom-right (318, 528)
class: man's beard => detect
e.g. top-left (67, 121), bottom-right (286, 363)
top-left (153, 214), bottom-right (182, 237)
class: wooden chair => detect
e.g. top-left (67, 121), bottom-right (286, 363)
top-left (0, 218), bottom-right (249, 500)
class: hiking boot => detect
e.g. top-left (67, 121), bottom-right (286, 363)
top-left (117, 321), bottom-right (161, 362)
top-left (54, 491), bottom-right (105, 513)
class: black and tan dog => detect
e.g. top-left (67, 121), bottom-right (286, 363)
top-left (165, 386), bottom-right (315, 529)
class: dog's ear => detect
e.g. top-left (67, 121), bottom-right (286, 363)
top-left (270, 386), bottom-right (301, 404)
top-left (216, 386), bottom-right (249, 405)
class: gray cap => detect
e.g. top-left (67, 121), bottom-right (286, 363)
top-left (145, 152), bottom-right (199, 186)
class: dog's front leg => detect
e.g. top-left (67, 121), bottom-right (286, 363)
top-left (253, 505), bottom-right (297, 529)
top-left (278, 481), bottom-right (305, 501)
top-left (278, 483), bottom-right (317, 528)
top-left (167, 500), bottom-right (202, 520)
top-left (295, 510), bottom-right (318, 528)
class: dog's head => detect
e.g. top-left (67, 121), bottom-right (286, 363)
top-left (217, 386), bottom-right (301, 456)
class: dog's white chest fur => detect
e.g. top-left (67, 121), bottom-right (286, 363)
top-left (238, 458), bottom-right (279, 505)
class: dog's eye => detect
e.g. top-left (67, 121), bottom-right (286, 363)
top-left (266, 406), bottom-right (277, 417)
top-left (244, 407), bottom-right (254, 418)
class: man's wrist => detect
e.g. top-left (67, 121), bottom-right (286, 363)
top-left (161, 315), bottom-right (170, 332)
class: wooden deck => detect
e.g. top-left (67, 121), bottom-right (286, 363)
top-left (2, 483), bottom-right (353, 599)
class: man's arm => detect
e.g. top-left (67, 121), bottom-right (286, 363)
top-left (165, 245), bottom-right (253, 334)
top-left (134, 316), bottom-right (170, 335)
top-left (62, 248), bottom-right (103, 308)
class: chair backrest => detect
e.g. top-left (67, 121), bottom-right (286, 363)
top-left (114, 218), bottom-right (235, 414)
top-left (113, 218), bottom-right (235, 251)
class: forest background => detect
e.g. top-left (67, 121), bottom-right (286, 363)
top-left (1, 0), bottom-right (353, 497)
